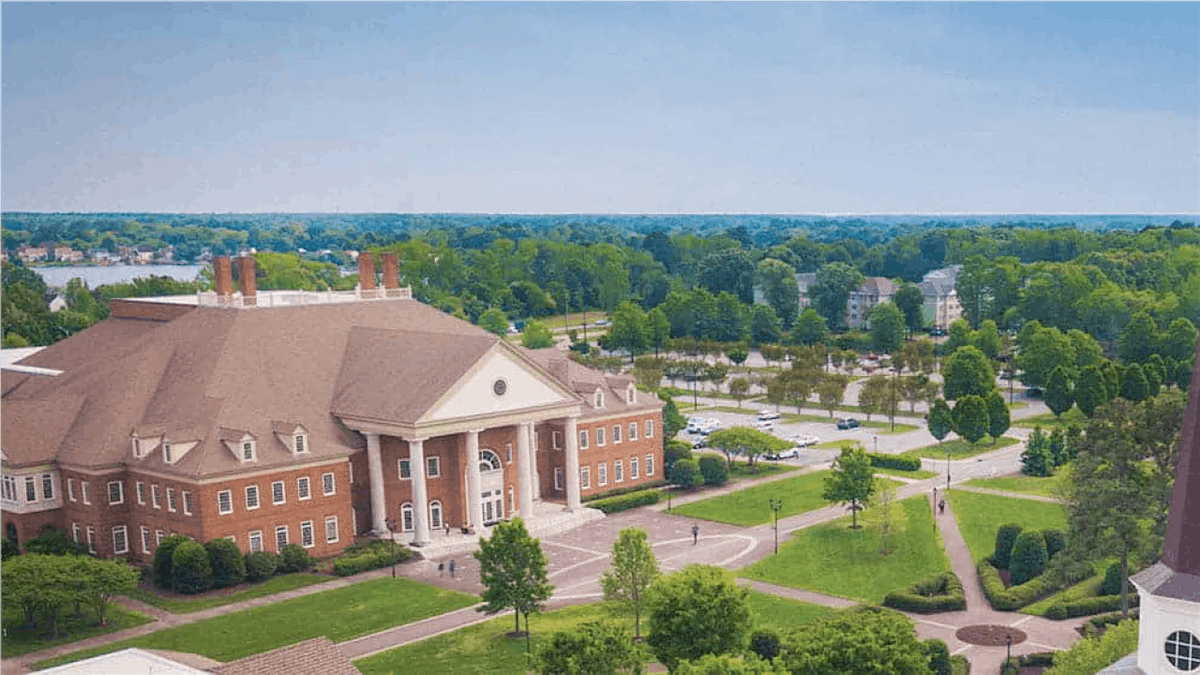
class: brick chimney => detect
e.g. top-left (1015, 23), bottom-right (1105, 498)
top-left (213, 256), bottom-right (233, 297)
top-left (238, 255), bottom-right (257, 306)
top-left (381, 253), bottom-right (400, 290)
top-left (358, 252), bottom-right (377, 290)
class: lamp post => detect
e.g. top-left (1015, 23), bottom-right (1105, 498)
top-left (932, 486), bottom-right (937, 514)
top-left (1006, 632), bottom-right (1013, 671)
top-left (385, 517), bottom-right (398, 578)
top-left (667, 488), bottom-right (672, 513)
top-left (874, 435), bottom-right (878, 454)
top-left (769, 499), bottom-right (783, 554)
top-left (946, 444), bottom-right (951, 491)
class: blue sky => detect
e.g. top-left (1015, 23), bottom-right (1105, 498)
top-left (2, 2), bottom-right (1197, 214)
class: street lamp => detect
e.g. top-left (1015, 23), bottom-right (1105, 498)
top-left (385, 517), bottom-right (398, 578)
top-left (1006, 632), bottom-right (1013, 671)
top-left (874, 435), bottom-right (878, 454)
top-left (769, 499), bottom-right (783, 554)
top-left (946, 444), bottom-right (951, 491)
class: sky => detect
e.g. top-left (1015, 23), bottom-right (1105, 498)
top-left (2, 2), bottom-right (1197, 214)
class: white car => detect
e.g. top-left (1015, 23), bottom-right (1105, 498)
top-left (757, 410), bottom-right (782, 421)
top-left (754, 420), bottom-right (775, 431)
top-left (698, 420), bottom-right (722, 435)
top-left (790, 434), bottom-right (820, 447)
top-left (765, 448), bottom-right (800, 461)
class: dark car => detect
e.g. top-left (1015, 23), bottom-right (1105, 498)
top-left (836, 418), bottom-right (860, 430)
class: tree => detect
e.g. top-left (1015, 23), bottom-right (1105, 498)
top-left (3, 554), bottom-right (77, 637)
top-left (205, 538), bottom-right (247, 588)
top-left (479, 307), bottom-right (510, 336)
top-left (698, 455), bottom-right (729, 486)
top-left (676, 654), bottom-right (786, 675)
top-left (867, 302), bottom-right (905, 354)
top-left (1045, 365), bottom-right (1074, 417)
top-left (780, 606), bottom-right (932, 675)
top-left (707, 427), bottom-right (790, 468)
top-left (1009, 531), bottom-right (1048, 585)
top-left (944, 318), bottom-right (973, 354)
top-left (521, 320), bottom-right (556, 349)
top-left (670, 457), bottom-right (703, 490)
top-left (942, 346), bottom-right (996, 400)
top-left (646, 565), bottom-right (752, 670)
top-left (713, 292), bottom-right (749, 343)
top-left (601, 527), bottom-right (661, 639)
top-left (475, 518), bottom-right (554, 642)
top-left (728, 377), bottom-right (751, 408)
top-left (699, 249), bottom-right (755, 305)
top-left (971, 320), bottom-right (1002, 360)
top-left (1021, 427), bottom-right (1054, 477)
top-left (749, 304), bottom-right (782, 346)
top-left (1075, 365), bottom-right (1108, 417)
top-left (790, 308), bottom-right (829, 347)
top-left (1018, 325), bottom-right (1076, 390)
top-left (153, 534), bottom-right (190, 589)
top-left (608, 301), bottom-right (648, 361)
top-left (817, 375), bottom-right (849, 419)
top-left (1133, 390), bottom-right (1188, 547)
top-left (757, 258), bottom-right (800, 330)
top-left (534, 620), bottom-right (647, 675)
top-left (809, 262), bottom-right (864, 329)
top-left (986, 390), bottom-right (1010, 440)
top-left (927, 398), bottom-right (954, 445)
top-left (823, 444), bottom-right (875, 529)
top-left (1160, 317), bottom-right (1198, 362)
top-left (171, 540), bottom-right (214, 594)
top-left (952, 395), bottom-right (990, 445)
top-left (1120, 362), bottom-right (1149, 402)
top-left (647, 307), bottom-right (670, 356)
top-left (876, 479), bottom-right (898, 556)
top-left (1117, 311), bottom-right (1158, 364)
top-left (76, 556), bottom-right (139, 626)
top-left (992, 524), bottom-right (1023, 569)
top-left (633, 357), bottom-right (666, 393)
top-left (892, 283), bottom-right (925, 337)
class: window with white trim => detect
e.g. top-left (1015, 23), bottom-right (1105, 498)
top-left (156, 530), bottom-right (164, 545)
top-left (504, 443), bottom-right (513, 463)
top-left (322, 472), bottom-right (335, 496)
top-left (594, 390), bottom-right (604, 408)
top-left (271, 480), bottom-right (285, 505)
top-left (81, 480), bottom-right (90, 504)
top-left (429, 501), bottom-right (443, 530)
top-left (401, 503), bottom-right (414, 532)
top-left (614, 460), bottom-right (624, 483)
top-left (275, 526), bottom-right (289, 552)
top-left (167, 488), bottom-right (177, 512)
top-left (141, 526), bottom-right (151, 553)
top-left (152, 485), bottom-right (161, 509)
top-left (630, 456), bottom-right (639, 480)
top-left (579, 430), bottom-right (589, 450)
top-left (163, 440), bottom-right (172, 463)
top-left (646, 454), bottom-right (655, 476)
top-left (554, 468), bottom-right (563, 491)
top-left (629, 422), bottom-right (638, 441)
top-left (580, 466), bottom-right (591, 489)
top-left (217, 490), bottom-right (232, 514)
top-left (1166, 630), bottom-right (1200, 672)
top-left (508, 486), bottom-right (515, 514)
top-left (627, 384), bottom-right (636, 404)
top-left (183, 491), bottom-right (193, 515)
top-left (597, 427), bottom-right (606, 446)
top-left (112, 526), bottom-right (128, 554)
top-left (67, 478), bottom-right (76, 502)
top-left (72, 523), bottom-right (80, 543)
top-left (645, 419), bottom-right (654, 438)
top-left (300, 520), bottom-right (314, 548)
top-left (297, 477), bottom-right (311, 500)
top-left (3, 475), bottom-right (19, 502)
top-left (398, 459), bottom-right (411, 480)
top-left (41, 473), bottom-right (54, 501)
top-left (427, 456), bottom-right (440, 478)
top-left (294, 433), bottom-right (307, 453)
top-left (243, 485), bottom-right (260, 509)
top-left (108, 481), bottom-right (123, 505)
top-left (552, 431), bottom-right (562, 449)
top-left (249, 530), bottom-right (263, 552)
top-left (598, 462), bottom-right (608, 486)
top-left (86, 526), bottom-right (95, 554)
top-left (325, 516), bottom-right (339, 543)
top-left (613, 424), bottom-right (621, 444)
top-left (242, 440), bottom-right (255, 461)
top-left (136, 481), bottom-right (146, 505)
top-left (131, 436), bottom-right (141, 457)
top-left (348, 461), bottom-right (354, 484)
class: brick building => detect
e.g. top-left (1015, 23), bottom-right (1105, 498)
top-left (1, 254), bottom-right (663, 562)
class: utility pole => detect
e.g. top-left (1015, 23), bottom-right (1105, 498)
top-left (769, 499), bottom-right (783, 554)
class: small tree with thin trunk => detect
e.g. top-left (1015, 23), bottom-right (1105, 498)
top-left (1045, 365), bottom-right (1074, 417)
top-left (823, 444), bottom-right (876, 529)
top-left (707, 426), bottom-right (791, 469)
top-left (952, 395), bottom-right (990, 445)
top-left (728, 377), bottom-right (751, 408)
top-left (601, 527), bottom-right (661, 639)
top-left (927, 398), bottom-right (953, 445)
top-left (818, 375), bottom-right (849, 419)
top-left (475, 518), bottom-right (554, 649)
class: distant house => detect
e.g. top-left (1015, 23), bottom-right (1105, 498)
top-left (54, 247), bottom-right (84, 263)
top-left (134, 245), bottom-right (155, 263)
top-left (917, 266), bottom-right (963, 330)
top-left (18, 246), bottom-right (48, 263)
top-left (795, 273), bottom-right (897, 329)
top-left (797, 267), bottom-right (962, 332)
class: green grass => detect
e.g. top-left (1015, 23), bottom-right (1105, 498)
top-left (1007, 401), bottom-right (1028, 410)
top-left (355, 594), bottom-right (832, 675)
top-left (33, 577), bottom-right (477, 670)
top-left (740, 497), bottom-right (949, 604)
top-left (1021, 573), bottom-right (1104, 616)
top-left (963, 471), bottom-right (1068, 499)
top-left (125, 573), bottom-right (329, 614)
top-left (2, 604), bottom-right (153, 658)
top-left (670, 471), bottom-right (850, 526)
top-left (914, 436), bottom-right (1021, 460)
top-left (947, 490), bottom-right (1068, 564)
top-left (1012, 408), bottom-right (1087, 429)
top-left (873, 466), bottom-right (938, 480)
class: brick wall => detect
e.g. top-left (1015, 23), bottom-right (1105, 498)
top-left (572, 411), bottom-right (664, 498)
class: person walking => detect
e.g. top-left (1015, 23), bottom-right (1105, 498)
top-left (449, 559), bottom-right (457, 578)
top-left (692, 524), bottom-right (700, 546)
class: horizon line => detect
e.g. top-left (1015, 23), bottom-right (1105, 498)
top-left (3, 211), bottom-right (1197, 217)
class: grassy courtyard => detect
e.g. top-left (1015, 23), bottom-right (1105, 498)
top-left (947, 490), bottom-right (1068, 564)
top-left (740, 496), bottom-right (949, 604)
top-left (671, 471), bottom-right (899, 527)
top-left (354, 593), bottom-right (832, 675)
top-left (125, 573), bottom-right (329, 614)
top-left (2, 604), bottom-right (153, 658)
top-left (873, 466), bottom-right (938, 480)
top-left (914, 435), bottom-right (1021, 460)
top-left (1012, 408), bottom-right (1087, 430)
top-left (34, 577), bottom-right (477, 670)
top-left (963, 471), bottom-right (1068, 499)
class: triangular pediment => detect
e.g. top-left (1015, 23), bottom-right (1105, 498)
top-left (420, 344), bottom-right (578, 423)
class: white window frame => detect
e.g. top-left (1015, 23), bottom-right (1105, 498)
top-left (552, 431), bottom-right (562, 449)
top-left (156, 530), bottom-right (164, 546)
top-left (151, 484), bottom-right (161, 509)
top-left (249, 530), bottom-right (263, 553)
top-left (630, 456), bottom-right (639, 480)
top-left (615, 460), bottom-right (624, 483)
top-left (217, 489), bottom-right (233, 515)
top-left (3, 475), bottom-right (18, 502)
top-left (167, 487), bottom-right (177, 512)
top-left (348, 461), bottom-right (354, 484)
top-left (646, 453), bottom-right (655, 476)
top-left (108, 480), bottom-right (124, 505)
top-left (294, 433), bottom-right (308, 453)
top-left (401, 502), bottom-right (414, 532)
top-left (86, 526), bottom-right (95, 554)
top-left (598, 462), bottom-right (608, 486)
top-left (427, 456), bottom-right (440, 478)
top-left (112, 525), bottom-right (129, 555)
top-left (162, 440), bottom-right (172, 464)
top-left (645, 419), bottom-right (654, 438)
top-left (398, 459), bottom-right (412, 480)
top-left (627, 384), bottom-right (636, 404)
top-left (245, 485), bottom-right (260, 510)
top-left (580, 466), bottom-right (591, 489)
top-left (183, 491), bottom-right (193, 515)
top-left (241, 440), bottom-right (256, 462)
top-left (41, 473), bottom-right (54, 501)
top-left (300, 520), bottom-right (315, 548)
top-left (597, 427), bottom-right (606, 447)
top-left (274, 525), bottom-right (289, 552)
top-left (271, 480), bottom-right (285, 505)
top-left (629, 422), bottom-right (638, 441)
top-left (429, 501), bottom-right (443, 530)
top-left (136, 481), bottom-right (146, 505)
top-left (504, 443), bottom-right (513, 463)
top-left (72, 523), bottom-right (80, 544)
top-left (594, 390), bottom-right (604, 408)
top-left (141, 526), bottom-right (151, 554)
top-left (68, 477), bottom-right (76, 502)
top-left (322, 472), bottom-right (336, 496)
top-left (325, 516), bottom-right (339, 544)
top-left (554, 467), bottom-right (563, 491)
top-left (579, 430), bottom-right (589, 450)
top-left (508, 486), bottom-right (515, 514)
top-left (81, 480), bottom-right (91, 504)
top-left (297, 477), bottom-right (311, 501)
top-left (613, 424), bottom-right (622, 444)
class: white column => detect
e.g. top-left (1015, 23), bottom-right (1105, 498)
top-left (465, 430), bottom-right (483, 531)
top-left (365, 432), bottom-right (389, 535)
top-left (564, 417), bottom-right (582, 511)
top-left (409, 439), bottom-right (431, 546)
top-left (517, 422), bottom-right (534, 519)
top-left (528, 423), bottom-right (541, 500)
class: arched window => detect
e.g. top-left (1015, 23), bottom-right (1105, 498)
top-left (479, 450), bottom-right (502, 472)
top-left (429, 501), bottom-right (443, 531)
top-left (400, 502), bottom-right (414, 532)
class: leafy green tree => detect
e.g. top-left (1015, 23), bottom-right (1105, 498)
top-left (809, 262), bottom-right (864, 330)
top-left (707, 426), bottom-right (790, 468)
top-left (632, 357), bottom-right (666, 394)
top-left (817, 375), bottom-right (849, 419)
top-left (76, 556), bottom-right (139, 626)
top-left (1009, 531), bottom-right (1048, 585)
top-left (944, 318), bottom-right (974, 354)
top-left (676, 653), bottom-right (786, 675)
top-left (670, 457), bottom-right (702, 490)
top-left (601, 527), bottom-right (661, 639)
top-left (1120, 363), bottom-right (1149, 402)
top-left (205, 538), bottom-right (247, 588)
top-left (1160, 317), bottom-right (1199, 362)
top-left (700, 249), bottom-right (756, 305)
top-left (1066, 329), bottom-right (1104, 370)
top-left (153, 534), bottom-right (191, 588)
top-left (823, 444), bottom-right (875, 529)
top-left (992, 524), bottom-right (1023, 569)
top-left (475, 518), bottom-right (554, 640)
top-left (728, 377), bottom-right (751, 408)
top-left (971, 320), bottom-right (1002, 360)
top-left (867, 302), bottom-right (905, 353)
top-left (698, 455), bottom-right (729, 486)
top-left (780, 606), bottom-right (932, 675)
top-left (928, 398), bottom-right (954, 445)
top-left (1042, 619), bottom-right (1139, 675)
top-left (608, 301), bottom-right (648, 361)
top-left (1045, 365), bottom-right (1074, 417)
top-left (892, 283), bottom-right (925, 337)
top-left (1021, 427), bottom-right (1054, 477)
top-left (534, 619), bottom-right (648, 675)
top-left (1134, 390), bottom-right (1189, 547)
top-left (757, 258), bottom-right (800, 330)
top-left (924, 639), bottom-right (952, 675)
top-left (171, 540), bottom-right (214, 595)
top-left (750, 304), bottom-right (782, 346)
top-left (660, 391), bottom-right (687, 441)
top-left (521, 320), bottom-right (556, 349)
top-left (791, 308), bottom-right (829, 346)
top-left (1143, 360), bottom-right (1163, 397)
top-left (1103, 360), bottom-right (1122, 400)
top-left (1118, 311), bottom-right (1158, 364)
top-left (3, 554), bottom-right (77, 636)
top-left (986, 390), bottom-right (1010, 439)
top-left (647, 307), bottom-right (670, 356)
top-left (748, 629), bottom-right (783, 661)
top-left (646, 565), bottom-right (752, 670)
top-left (942, 346), bottom-right (996, 400)
top-left (1018, 325), bottom-right (1076, 390)
top-left (952, 395), bottom-right (990, 445)
top-left (25, 527), bottom-right (88, 556)
top-left (478, 307), bottom-right (510, 336)
top-left (713, 292), bottom-right (749, 343)
top-left (1075, 365), bottom-right (1107, 417)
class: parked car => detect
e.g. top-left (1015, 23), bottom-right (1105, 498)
top-left (789, 434), bottom-right (820, 447)
top-left (757, 410), bottom-right (781, 421)
top-left (692, 438), bottom-right (708, 449)
top-left (754, 420), bottom-right (775, 431)
top-left (765, 448), bottom-right (800, 461)
top-left (594, 319), bottom-right (609, 326)
top-left (698, 420), bottom-right (722, 435)
top-left (836, 418), bottom-right (860, 430)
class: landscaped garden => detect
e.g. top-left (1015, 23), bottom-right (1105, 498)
top-left (125, 573), bottom-right (329, 614)
top-left (740, 496), bottom-right (949, 603)
top-left (947, 490), bottom-right (1067, 564)
top-left (669, 471), bottom-right (900, 527)
top-left (914, 435), bottom-right (1021, 460)
top-left (34, 577), bottom-right (477, 670)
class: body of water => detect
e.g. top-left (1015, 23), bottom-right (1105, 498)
top-left (34, 264), bottom-right (205, 288)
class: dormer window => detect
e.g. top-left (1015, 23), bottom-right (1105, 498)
top-left (626, 384), bottom-right (636, 404)
top-left (162, 440), bottom-right (172, 464)
top-left (131, 435), bottom-right (142, 458)
top-left (242, 440), bottom-right (256, 462)
top-left (594, 391), bottom-right (604, 408)
top-left (293, 433), bottom-right (307, 453)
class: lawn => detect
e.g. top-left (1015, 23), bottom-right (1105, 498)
top-left (740, 496), bottom-right (949, 604)
top-left (873, 466), bottom-right (938, 480)
top-left (355, 593), bottom-right (832, 675)
top-left (125, 573), bottom-right (329, 614)
top-left (33, 577), bottom-right (477, 670)
top-left (963, 470), bottom-right (1068, 499)
top-left (2, 604), bottom-right (153, 658)
top-left (914, 436), bottom-right (1021, 460)
top-left (703, 456), bottom-right (800, 481)
top-left (947, 490), bottom-right (1068, 564)
top-left (670, 471), bottom-right (862, 526)
top-left (1012, 408), bottom-right (1087, 430)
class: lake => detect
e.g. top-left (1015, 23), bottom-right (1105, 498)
top-left (34, 264), bottom-right (205, 288)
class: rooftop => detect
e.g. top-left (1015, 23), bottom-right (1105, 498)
top-left (124, 287), bottom-right (411, 309)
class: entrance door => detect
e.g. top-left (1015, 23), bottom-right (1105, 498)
top-left (479, 450), bottom-right (505, 525)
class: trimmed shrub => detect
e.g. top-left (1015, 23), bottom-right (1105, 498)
top-left (153, 534), bottom-right (191, 588)
top-left (245, 551), bottom-right (280, 581)
top-left (1042, 529), bottom-right (1065, 561)
top-left (992, 524), bottom-right (1023, 570)
top-left (978, 558), bottom-right (1059, 611)
top-left (171, 540), bottom-right (214, 594)
top-left (1100, 562), bottom-right (1125, 596)
top-left (25, 527), bottom-right (89, 556)
top-left (1085, 609), bottom-right (1139, 637)
top-left (698, 455), bottom-right (729, 486)
top-left (582, 480), bottom-right (669, 503)
top-left (868, 452), bottom-right (923, 472)
top-left (1045, 594), bottom-right (1139, 621)
top-left (670, 457), bottom-right (702, 490)
top-left (278, 543), bottom-right (313, 573)
top-left (1010, 531), bottom-right (1048, 585)
top-left (205, 538), bottom-right (247, 588)
top-left (749, 629), bottom-right (781, 661)
top-left (883, 572), bottom-right (966, 613)
top-left (332, 540), bottom-right (413, 577)
top-left (923, 639), bottom-right (951, 675)
top-left (2, 537), bottom-right (18, 561)
top-left (950, 655), bottom-right (970, 675)
top-left (590, 490), bottom-right (663, 514)
top-left (664, 439), bottom-right (693, 472)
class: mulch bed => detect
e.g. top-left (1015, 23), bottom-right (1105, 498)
top-left (955, 624), bottom-right (1027, 646)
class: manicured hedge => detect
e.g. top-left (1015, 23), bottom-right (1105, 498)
top-left (1044, 594), bottom-right (1139, 620)
top-left (868, 452), bottom-right (923, 472)
top-left (883, 571), bottom-right (966, 613)
top-left (331, 540), bottom-right (413, 577)
top-left (1001, 652), bottom-right (1055, 673)
top-left (582, 480), bottom-right (669, 503)
top-left (590, 489), bottom-right (663, 514)
top-left (171, 540), bottom-right (214, 594)
top-left (992, 525), bottom-right (1022, 570)
top-left (245, 551), bottom-right (280, 581)
top-left (278, 543), bottom-right (313, 573)
top-left (1085, 609), bottom-right (1140, 636)
top-left (978, 558), bottom-right (1059, 611)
